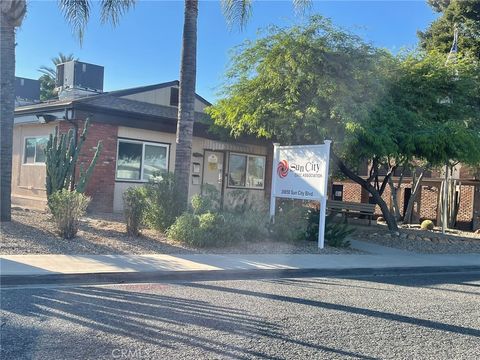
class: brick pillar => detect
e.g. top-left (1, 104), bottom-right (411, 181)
top-left (473, 184), bottom-right (480, 231)
top-left (58, 120), bottom-right (117, 212)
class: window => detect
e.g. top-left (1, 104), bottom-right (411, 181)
top-left (116, 139), bottom-right (169, 181)
top-left (170, 87), bottom-right (179, 107)
top-left (24, 137), bottom-right (48, 164)
top-left (228, 153), bottom-right (265, 189)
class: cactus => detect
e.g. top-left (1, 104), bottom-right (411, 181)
top-left (45, 118), bottom-right (103, 200)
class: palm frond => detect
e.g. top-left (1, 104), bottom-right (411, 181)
top-left (221, 0), bottom-right (253, 31)
top-left (58, 0), bottom-right (91, 44)
top-left (54, 52), bottom-right (77, 64)
top-left (100, 0), bottom-right (135, 26)
top-left (292, 0), bottom-right (312, 14)
top-left (38, 66), bottom-right (56, 79)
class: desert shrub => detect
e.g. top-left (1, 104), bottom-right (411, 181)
top-left (123, 186), bottom-right (147, 236)
top-left (48, 189), bottom-right (90, 239)
top-left (420, 219), bottom-right (434, 230)
top-left (324, 220), bottom-right (354, 247)
top-left (143, 173), bottom-right (182, 231)
top-left (270, 206), bottom-right (309, 242)
top-left (166, 212), bottom-right (199, 244)
top-left (191, 185), bottom-right (220, 215)
top-left (305, 208), bottom-right (354, 247)
top-left (167, 211), bottom-right (240, 248)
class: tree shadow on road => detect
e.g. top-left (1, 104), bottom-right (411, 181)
top-left (1, 285), bottom-right (378, 360)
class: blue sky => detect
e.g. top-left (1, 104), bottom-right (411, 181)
top-left (16, 1), bottom-right (438, 102)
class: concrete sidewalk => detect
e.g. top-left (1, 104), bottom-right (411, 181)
top-left (1, 252), bottom-right (480, 277)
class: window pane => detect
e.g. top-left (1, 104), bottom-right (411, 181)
top-left (117, 142), bottom-right (142, 180)
top-left (247, 156), bottom-right (265, 188)
top-left (35, 137), bottom-right (48, 163)
top-left (24, 138), bottom-right (36, 164)
top-left (228, 154), bottom-right (246, 187)
top-left (143, 145), bottom-right (167, 179)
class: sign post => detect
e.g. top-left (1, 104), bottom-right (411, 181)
top-left (270, 141), bottom-right (331, 248)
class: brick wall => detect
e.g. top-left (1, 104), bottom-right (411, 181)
top-left (59, 120), bottom-right (117, 212)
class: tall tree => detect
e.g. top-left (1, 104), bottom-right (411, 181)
top-left (207, 18), bottom-right (480, 231)
top-left (0, 0), bottom-right (26, 222)
top-left (418, 0), bottom-right (480, 60)
top-left (38, 52), bottom-right (78, 101)
top-left (174, 0), bottom-right (311, 209)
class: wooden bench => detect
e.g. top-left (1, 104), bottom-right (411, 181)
top-left (326, 200), bottom-right (376, 225)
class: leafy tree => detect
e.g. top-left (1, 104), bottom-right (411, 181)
top-left (207, 17), bottom-right (480, 231)
top-left (418, 0), bottom-right (480, 60)
top-left (38, 53), bottom-right (78, 101)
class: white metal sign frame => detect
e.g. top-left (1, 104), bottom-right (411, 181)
top-left (269, 141), bottom-right (331, 248)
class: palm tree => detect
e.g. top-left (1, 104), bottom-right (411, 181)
top-left (173, 0), bottom-right (310, 209)
top-left (39, 52), bottom-right (77, 79)
top-left (60, 0), bottom-right (310, 210)
top-left (1, 0), bottom-right (26, 221)
top-left (38, 52), bottom-right (78, 100)
top-left (0, 1), bottom-right (133, 221)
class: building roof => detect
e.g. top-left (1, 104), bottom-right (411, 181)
top-left (14, 80), bottom-right (267, 146)
top-left (15, 80), bottom-right (210, 122)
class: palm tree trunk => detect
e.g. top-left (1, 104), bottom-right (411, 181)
top-left (0, 12), bottom-right (16, 222)
top-left (175, 0), bottom-right (198, 210)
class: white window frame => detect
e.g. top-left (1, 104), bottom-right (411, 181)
top-left (227, 152), bottom-right (266, 190)
top-left (23, 136), bottom-right (49, 165)
top-left (115, 139), bottom-right (170, 182)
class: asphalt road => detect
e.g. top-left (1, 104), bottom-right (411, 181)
top-left (1, 271), bottom-right (479, 360)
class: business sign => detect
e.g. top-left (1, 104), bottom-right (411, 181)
top-left (273, 145), bottom-right (330, 200)
top-left (269, 142), bottom-right (331, 248)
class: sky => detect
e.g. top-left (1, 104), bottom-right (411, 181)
top-left (16, 0), bottom-right (439, 102)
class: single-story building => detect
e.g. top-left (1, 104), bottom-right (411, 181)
top-left (13, 61), bottom-right (272, 212)
top-left (12, 61), bottom-right (479, 230)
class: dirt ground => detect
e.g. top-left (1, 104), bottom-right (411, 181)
top-left (0, 209), bottom-right (360, 255)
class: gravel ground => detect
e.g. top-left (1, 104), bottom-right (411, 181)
top-left (355, 223), bottom-right (480, 254)
top-left (0, 209), bottom-right (360, 255)
top-left (1, 271), bottom-right (479, 359)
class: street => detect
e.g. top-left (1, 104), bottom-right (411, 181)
top-left (1, 271), bottom-right (479, 359)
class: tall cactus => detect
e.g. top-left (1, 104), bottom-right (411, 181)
top-left (45, 118), bottom-right (103, 199)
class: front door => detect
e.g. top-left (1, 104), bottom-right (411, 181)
top-left (202, 151), bottom-right (224, 195)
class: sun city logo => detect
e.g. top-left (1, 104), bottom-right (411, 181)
top-left (277, 160), bottom-right (289, 178)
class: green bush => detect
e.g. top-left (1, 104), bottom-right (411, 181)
top-left (143, 173), bottom-right (182, 231)
top-left (305, 208), bottom-right (354, 247)
top-left (270, 206), bottom-right (309, 242)
top-left (420, 219), bottom-right (434, 230)
top-left (324, 220), bottom-right (354, 248)
top-left (123, 186), bottom-right (147, 236)
top-left (166, 212), bottom-right (200, 244)
top-left (167, 209), bottom-right (269, 248)
top-left (167, 212), bottom-right (234, 248)
top-left (191, 186), bottom-right (220, 215)
top-left (48, 189), bottom-right (90, 239)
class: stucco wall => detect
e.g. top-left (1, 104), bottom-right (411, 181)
top-left (113, 126), bottom-right (269, 212)
top-left (121, 86), bottom-right (207, 112)
top-left (11, 122), bottom-right (57, 209)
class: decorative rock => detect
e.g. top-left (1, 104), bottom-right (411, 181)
top-left (394, 231), bottom-right (400, 237)
top-left (423, 237), bottom-right (432, 242)
top-left (407, 234), bottom-right (416, 240)
top-left (475, 229), bottom-right (480, 235)
top-left (400, 233), bottom-right (408, 239)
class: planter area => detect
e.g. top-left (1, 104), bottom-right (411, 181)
top-left (0, 209), bottom-right (361, 255)
top-left (356, 223), bottom-right (480, 254)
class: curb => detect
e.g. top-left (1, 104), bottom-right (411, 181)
top-left (2, 265), bottom-right (480, 287)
